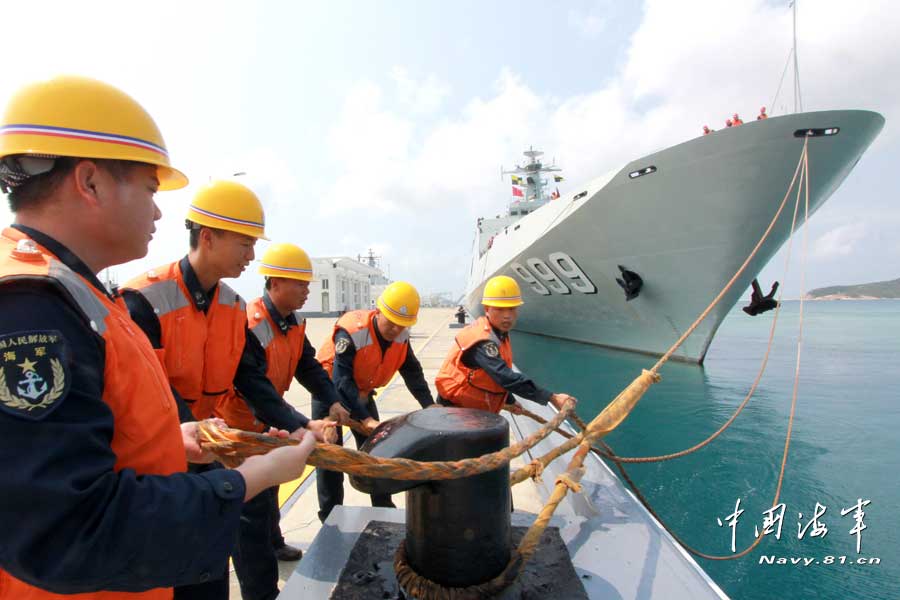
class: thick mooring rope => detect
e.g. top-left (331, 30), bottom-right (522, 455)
top-left (510, 138), bottom-right (810, 486)
top-left (198, 397), bottom-right (575, 479)
top-left (197, 138), bottom-right (815, 591)
top-left (510, 139), bottom-right (812, 563)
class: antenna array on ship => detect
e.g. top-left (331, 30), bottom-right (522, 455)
top-left (501, 147), bottom-right (562, 216)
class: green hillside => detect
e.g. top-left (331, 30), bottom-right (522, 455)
top-left (806, 277), bottom-right (900, 299)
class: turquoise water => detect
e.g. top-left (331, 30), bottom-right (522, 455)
top-left (511, 300), bottom-right (900, 600)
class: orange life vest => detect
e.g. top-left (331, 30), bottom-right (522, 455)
top-left (0, 228), bottom-right (185, 600)
top-left (215, 296), bottom-right (306, 431)
top-left (435, 316), bottom-right (514, 414)
top-left (123, 262), bottom-right (246, 420)
top-left (317, 309), bottom-right (408, 397)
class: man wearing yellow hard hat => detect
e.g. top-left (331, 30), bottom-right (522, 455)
top-left (436, 275), bottom-right (577, 413)
top-left (214, 242), bottom-right (341, 600)
top-left (314, 280), bottom-right (435, 522)
top-left (121, 180), bottom-right (333, 598)
top-left (0, 76), bottom-right (316, 599)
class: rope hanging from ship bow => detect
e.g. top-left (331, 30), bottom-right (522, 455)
top-left (511, 138), bottom-right (812, 562)
top-left (510, 137), bottom-right (810, 483)
top-left (197, 139), bottom-right (814, 587)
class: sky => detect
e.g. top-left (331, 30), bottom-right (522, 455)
top-left (1, 0), bottom-right (898, 301)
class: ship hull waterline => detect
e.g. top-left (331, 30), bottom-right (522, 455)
top-left (465, 110), bottom-right (884, 363)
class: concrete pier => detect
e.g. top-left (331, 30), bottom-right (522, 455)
top-left (228, 307), bottom-right (547, 597)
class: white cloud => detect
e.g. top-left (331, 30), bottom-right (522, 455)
top-left (390, 67), bottom-right (451, 115)
top-left (811, 223), bottom-right (867, 259)
top-left (2, 0), bottom-right (899, 298)
top-left (568, 8), bottom-right (607, 37)
top-left (308, 0), bottom-right (900, 294)
top-left (319, 0), bottom-right (900, 220)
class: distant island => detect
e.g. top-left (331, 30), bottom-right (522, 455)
top-left (804, 277), bottom-right (900, 300)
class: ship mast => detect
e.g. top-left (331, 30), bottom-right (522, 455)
top-left (357, 248), bottom-right (381, 269)
top-left (792, 0), bottom-right (802, 112)
top-left (500, 147), bottom-right (562, 216)
top-left (770, 1), bottom-right (803, 115)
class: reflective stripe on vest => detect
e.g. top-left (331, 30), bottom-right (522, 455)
top-left (0, 227), bottom-right (185, 600)
top-left (435, 315), bottom-right (513, 413)
top-left (46, 260), bottom-right (110, 334)
top-left (122, 263), bottom-right (246, 420)
top-left (136, 278), bottom-right (189, 318)
top-left (251, 316), bottom-right (275, 349)
top-left (317, 309), bottom-right (408, 396)
top-left (217, 283), bottom-right (244, 309)
top-left (214, 297), bottom-right (306, 431)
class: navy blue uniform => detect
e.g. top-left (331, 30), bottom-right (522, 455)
top-left (461, 330), bottom-right (553, 405)
top-left (123, 257), bottom-right (316, 600)
top-left (331, 326), bottom-right (434, 420)
top-left (231, 292), bottom-right (339, 600)
top-left (313, 321), bottom-right (434, 522)
top-left (242, 292), bottom-right (340, 407)
top-left (0, 225), bottom-right (245, 594)
top-left (122, 257), bottom-right (310, 432)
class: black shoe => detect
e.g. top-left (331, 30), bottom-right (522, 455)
top-left (274, 544), bottom-right (303, 561)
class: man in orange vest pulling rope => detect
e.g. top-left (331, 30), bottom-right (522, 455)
top-left (121, 181), bottom-right (333, 600)
top-left (214, 242), bottom-right (340, 600)
top-left (435, 275), bottom-right (576, 414)
top-left (314, 281), bottom-right (435, 522)
top-left (0, 76), bottom-right (316, 600)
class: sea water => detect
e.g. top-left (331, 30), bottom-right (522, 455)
top-left (511, 299), bottom-right (900, 600)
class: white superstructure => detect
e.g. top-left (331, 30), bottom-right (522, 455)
top-left (466, 110), bottom-right (884, 363)
top-left (303, 251), bottom-right (389, 314)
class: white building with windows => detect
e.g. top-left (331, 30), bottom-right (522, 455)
top-left (301, 256), bottom-right (390, 317)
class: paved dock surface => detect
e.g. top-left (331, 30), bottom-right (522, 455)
top-left (228, 307), bottom-right (548, 597)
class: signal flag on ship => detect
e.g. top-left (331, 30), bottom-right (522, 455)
top-left (511, 186), bottom-right (524, 198)
top-left (554, 175), bottom-right (564, 182)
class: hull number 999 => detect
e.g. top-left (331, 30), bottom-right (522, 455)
top-left (510, 253), bottom-right (597, 296)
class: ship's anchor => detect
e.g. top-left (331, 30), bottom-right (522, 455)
top-left (616, 265), bottom-right (643, 301)
top-left (742, 278), bottom-right (779, 316)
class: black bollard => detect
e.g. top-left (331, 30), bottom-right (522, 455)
top-left (349, 407), bottom-right (511, 588)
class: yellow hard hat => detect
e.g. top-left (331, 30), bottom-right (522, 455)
top-left (377, 281), bottom-right (420, 327)
top-left (259, 242), bottom-right (313, 281)
top-left (0, 75), bottom-right (187, 190)
top-left (482, 275), bottom-right (524, 307)
top-left (187, 180), bottom-right (268, 240)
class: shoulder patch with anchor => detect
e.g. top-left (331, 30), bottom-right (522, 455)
top-left (482, 341), bottom-right (500, 358)
top-left (0, 330), bottom-right (70, 421)
top-left (335, 337), bottom-right (351, 354)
